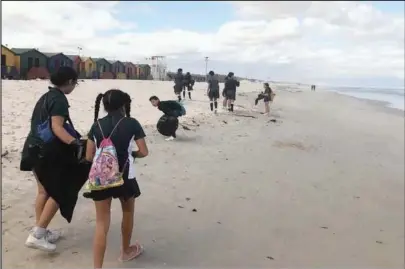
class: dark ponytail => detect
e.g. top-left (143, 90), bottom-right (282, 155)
top-left (95, 90), bottom-right (132, 120)
top-left (124, 92), bottom-right (131, 117)
top-left (94, 93), bottom-right (104, 122)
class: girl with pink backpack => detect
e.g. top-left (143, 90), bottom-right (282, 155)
top-left (84, 89), bottom-right (148, 268)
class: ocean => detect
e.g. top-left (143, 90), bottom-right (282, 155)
top-left (326, 86), bottom-right (405, 111)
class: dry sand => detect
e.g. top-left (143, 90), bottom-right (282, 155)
top-left (2, 79), bottom-right (404, 268)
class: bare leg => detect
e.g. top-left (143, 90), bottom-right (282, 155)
top-left (34, 174), bottom-right (49, 223)
top-left (264, 101), bottom-right (270, 115)
top-left (36, 197), bottom-right (59, 229)
top-left (119, 197), bottom-right (138, 259)
top-left (228, 99), bottom-right (234, 112)
top-left (93, 198), bottom-right (112, 269)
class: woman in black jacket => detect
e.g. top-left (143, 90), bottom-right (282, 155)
top-left (20, 66), bottom-right (87, 252)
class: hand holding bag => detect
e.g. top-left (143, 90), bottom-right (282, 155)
top-left (36, 93), bottom-right (80, 143)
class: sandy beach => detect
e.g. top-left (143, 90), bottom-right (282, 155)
top-left (2, 79), bottom-right (404, 268)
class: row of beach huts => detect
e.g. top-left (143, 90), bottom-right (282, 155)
top-left (1, 45), bottom-right (152, 80)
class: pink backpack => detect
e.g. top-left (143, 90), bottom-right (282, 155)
top-left (87, 118), bottom-right (127, 191)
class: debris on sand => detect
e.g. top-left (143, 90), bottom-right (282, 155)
top-left (1, 151), bottom-right (9, 158)
top-left (234, 114), bottom-right (257, 119)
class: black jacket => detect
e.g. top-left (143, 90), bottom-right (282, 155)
top-left (224, 78), bottom-right (240, 91)
top-left (158, 100), bottom-right (182, 116)
top-left (184, 73), bottom-right (193, 85)
top-left (174, 72), bottom-right (184, 87)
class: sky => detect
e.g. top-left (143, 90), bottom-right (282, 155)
top-left (2, 1), bottom-right (404, 88)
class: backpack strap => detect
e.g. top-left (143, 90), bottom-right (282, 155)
top-left (96, 120), bottom-right (105, 139)
top-left (108, 117), bottom-right (126, 139)
top-left (41, 92), bottom-right (79, 139)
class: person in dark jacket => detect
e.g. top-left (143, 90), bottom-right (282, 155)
top-left (173, 68), bottom-right (184, 101)
top-left (222, 76), bottom-right (228, 109)
top-left (85, 89), bottom-right (149, 268)
top-left (20, 66), bottom-right (88, 252)
top-left (255, 82), bottom-right (275, 115)
top-left (183, 72), bottom-right (194, 100)
top-left (207, 70), bottom-right (220, 113)
top-left (224, 72), bottom-right (240, 112)
top-left (149, 95), bottom-right (186, 141)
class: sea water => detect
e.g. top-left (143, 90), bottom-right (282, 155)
top-left (327, 86), bottom-right (405, 111)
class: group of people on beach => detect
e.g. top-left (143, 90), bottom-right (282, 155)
top-left (174, 68), bottom-right (275, 115)
top-left (19, 65), bottom-right (275, 269)
top-left (172, 68), bottom-right (195, 101)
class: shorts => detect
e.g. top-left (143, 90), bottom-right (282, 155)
top-left (174, 85), bottom-right (182, 94)
top-left (208, 89), bottom-right (219, 100)
top-left (84, 168), bottom-right (141, 201)
top-left (225, 90), bottom-right (236, 100)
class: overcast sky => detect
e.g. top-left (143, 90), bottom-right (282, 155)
top-left (2, 1), bottom-right (404, 88)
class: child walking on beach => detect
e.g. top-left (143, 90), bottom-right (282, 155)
top-left (223, 72), bottom-right (240, 112)
top-left (21, 67), bottom-right (87, 252)
top-left (84, 89), bottom-right (148, 269)
top-left (207, 70), bottom-right (220, 113)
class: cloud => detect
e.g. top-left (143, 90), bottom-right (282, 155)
top-left (2, 1), bottom-right (404, 86)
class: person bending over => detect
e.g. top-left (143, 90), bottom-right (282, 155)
top-left (183, 72), bottom-right (194, 100)
top-left (207, 70), bottom-right (220, 113)
top-left (149, 95), bottom-right (186, 140)
top-left (224, 72), bottom-right (240, 112)
top-left (255, 82), bottom-right (275, 116)
top-left (173, 68), bottom-right (184, 102)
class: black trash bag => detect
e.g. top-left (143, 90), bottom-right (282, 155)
top-left (157, 115), bottom-right (179, 136)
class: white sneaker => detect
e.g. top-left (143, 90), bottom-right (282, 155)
top-left (165, 136), bottom-right (175, 141)
top-left (46, 229), bottom-right (62, 243)
top-left (25, 233), bottom-right (56, 252)
top-left (214, 109), bottom-right (217, 114)
top-left (29, 228), bottom-right (62, 244)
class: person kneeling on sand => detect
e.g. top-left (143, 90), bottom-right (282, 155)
top-left (149, 95), bottom-right (186, 141)
top-left (255, 82), bottom-right (275, 116)
top-left (84, 89), bottom-right (149, 268)
top-left (20, 66), bottom-right (88, 252)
